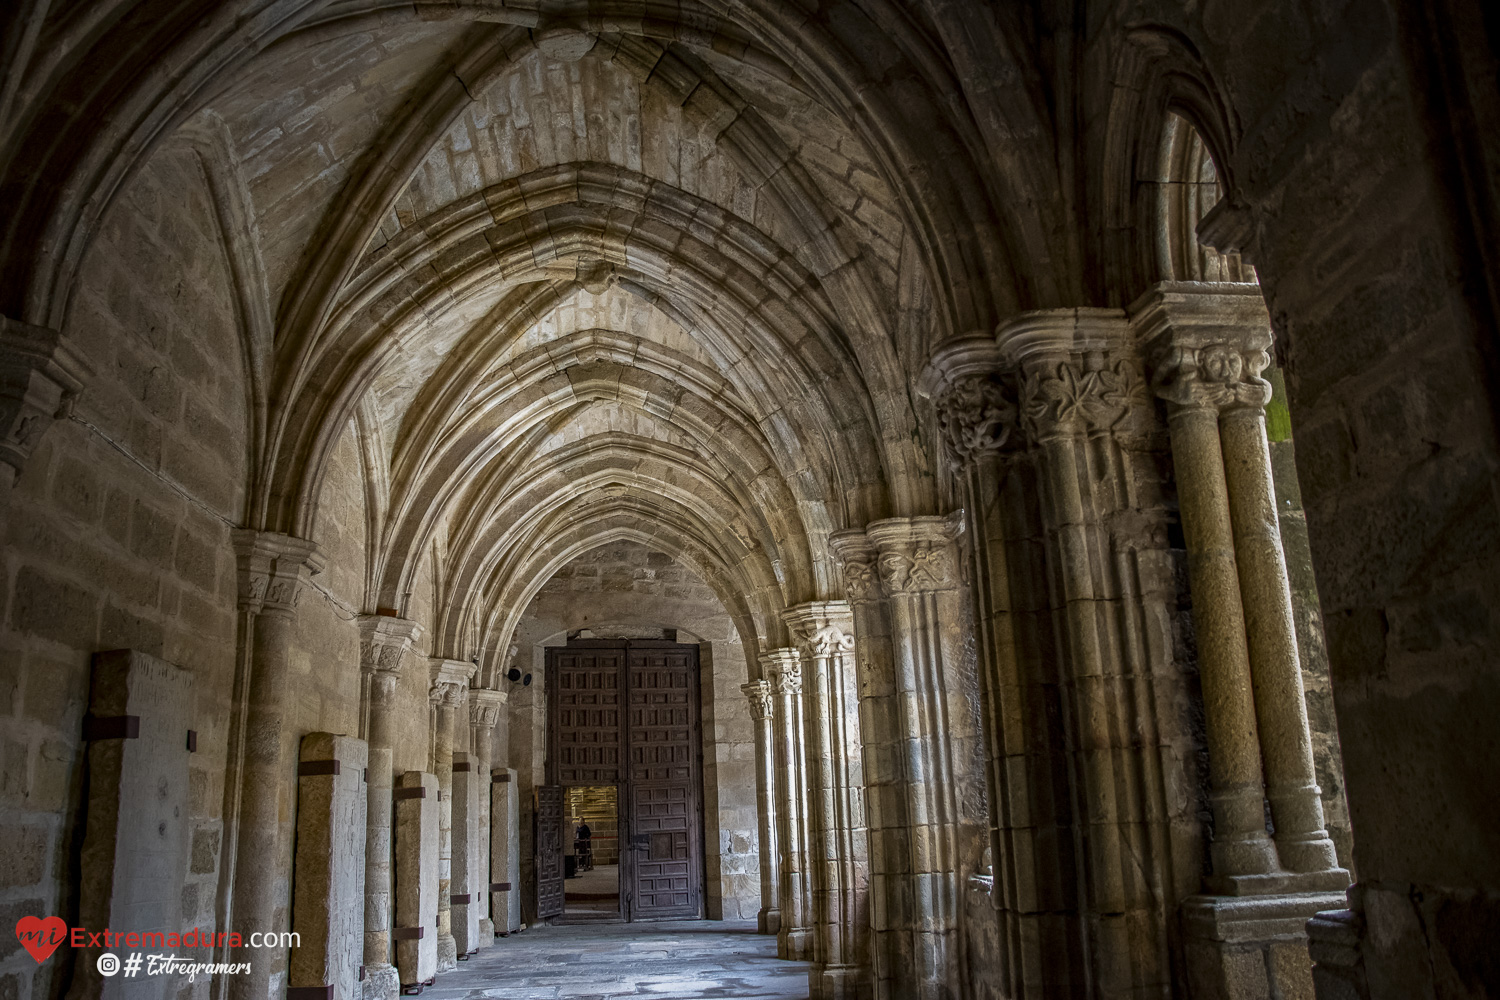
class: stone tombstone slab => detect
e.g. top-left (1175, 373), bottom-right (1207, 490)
top-left (70, 649), bottom-right (193, 1000)
top-left (291, 733), bottom-right (368, 1000)
top-left (489, 768), bottom-right (520, 934)
top-left (394, 771), bottom-right (438, 986)
top-left (449, 752), bottom-right (481, 954)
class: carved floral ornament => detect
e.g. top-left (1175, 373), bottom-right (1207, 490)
top-left (1021, 356), bottom-right (1148, 439)
top-left (1150, 341), bottom-right (1272, 412)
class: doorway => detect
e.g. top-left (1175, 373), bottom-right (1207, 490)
top-left (563, 785), bottom-right (619, 919)
top-left (537, 639), bottom-right (705, 922)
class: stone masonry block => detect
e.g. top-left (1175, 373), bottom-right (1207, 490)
top-left (291, 733), bottom-right (368, 1000)
top-left (394, 771), bottom-right (438, 986)
top-left (449, 752), bottom-right (480, 955)
top-left (71, 649), bottom-right (193, 1000)
top-left (490, 768), bottom-right (520, 934)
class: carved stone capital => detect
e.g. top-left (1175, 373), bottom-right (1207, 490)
top-left (1132, 282), bottom-right (1274, 415)
top-left (760, 648), bottom-right (802, 696)
top-left (829, 530), bottom-right (882, 605)
top-left (358, 614), bottom-right (425, 687)
top-left (866, 516), bottom-right (963, 594)
top-left (782, 601), bottom-right (856, 658)
top-left (429, 658), bottom-right (476, 707)
top-left (935, 374), bottom-right (1020, 464)
top-left (741, 679), bottom-right (775, 722)
top-left (992, 308), bottom-right (1150, 441)
top-left (468, 688), bottom-right (506, 731)
top-left (232, 530), bottom-right (324, 616)
top-left (1020, 356), bottom-right (1149, 439)
top-left (0, 317), bottom-right (93, 486)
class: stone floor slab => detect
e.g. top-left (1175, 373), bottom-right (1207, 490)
top-left (416, 920), bottom-right (810, 999)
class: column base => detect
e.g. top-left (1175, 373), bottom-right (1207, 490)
top-left (759, 906), bottom-right (781, 935)
top-left (1203, 867), bottom-right (1350, 897)
top-left (1182, 890), bottom-right (1347, 1000)
top-left (811, 962), bottom-right (867, 1000)
top-left (477, 918), bottom-right (494, 945)
top-left (778, 926), bottom-right (813, 961)
top-left (436, 932), bottom-right (458, 972)
top-left (362, 962), bottom-right (400, 1000)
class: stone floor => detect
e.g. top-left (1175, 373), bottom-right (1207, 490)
top-left (431, 920), bottom-right (811, 998)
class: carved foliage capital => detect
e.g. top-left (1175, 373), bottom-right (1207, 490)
top-left (1020, 356), bottom-right (1148, 440)
top-left (760, 649), bottom-right (802, 696)
top-left (429, 658), bottom-right (476, 707)
top-left (741, 679), bottom-right (775, 721)
top-left (934, 373), bottom-right (1019, 465)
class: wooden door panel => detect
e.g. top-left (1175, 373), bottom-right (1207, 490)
top-left (535, 784), bottom-right (564, 920)
top-left (626, 646), bottom-right (701, 919)
top-left (549, 648), bottom-right (625, 785)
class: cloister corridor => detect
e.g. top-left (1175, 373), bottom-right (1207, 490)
top-left (2, 2), bottom-right (1497, 1000)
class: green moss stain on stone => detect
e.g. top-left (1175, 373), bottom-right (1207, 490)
top-left (1266, 366), bottom-right (1293, 443)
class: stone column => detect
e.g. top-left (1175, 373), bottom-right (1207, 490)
top-left (427, 660), bottom-right (473, 973)
top-left (468, 688), bottom-right (505, 944)
top-left (741, 678), bottom-right (780, 936)
top-left (828, 531), bottom-right (908, 1000)
top-left (356, 615), bottom-right (423, 1000)
top-left (229, 531), bottom-right (324, 1000)
top-left (762, 646), bottom-right (813, 961)
top-left (864, 516), bottom-right (987, 1000)
top-left (1153, 345), bottom-right (1280, 881)
top-left (1220, 402), bottom-right (1341, 875)
top-left (1135, 282), bottom-right (1348, 1000)
top-left (784, 602), bottom-right (868, 1000)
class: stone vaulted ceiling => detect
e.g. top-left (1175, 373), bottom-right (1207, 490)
top-left (0, 0), bottom-right (1081, 680)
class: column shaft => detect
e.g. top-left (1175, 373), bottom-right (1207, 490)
top-left (765, 648), bottom-right (813, 960)
top-left (1167, 404), bottom-right (1278, 877)
top-left (1220, 406), bottom-right (1339, 873)
top-left (434, 699), bottom-right (457, 971)
top-left (742, 680), bottom-right (781, 936)
top-left (229, 606), bottom-right (294, 1000)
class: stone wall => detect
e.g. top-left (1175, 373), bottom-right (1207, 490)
top-left (0, 142), bottom-right (247, 1000)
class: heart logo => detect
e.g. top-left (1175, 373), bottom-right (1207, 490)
top-left (15, 916), bottom-right (68, 963)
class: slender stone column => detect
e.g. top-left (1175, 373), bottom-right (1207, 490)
top-left (784, 602), bottom-right (868, 1000)
top-left (229, 531), bottom-right (324, 1000)
top-left (864, 516), bottom-right (987, 1000)
top-left (1220, 402), bottom-right (1341, 874)
top-left (468, 688), bottom-right (505, 944)
top-left (762, 647), bottom-right (813, 961)
top-left (356, 615), bottom-right (424, 1000)
top-left (1153, 353), bottom-right (1280, 879)
top-left (741, 678), bottom-right (781, 936)
top-left (828, 531), bottom-right (907, 1000)
top-left (428, 659), bottom-right (474, 973)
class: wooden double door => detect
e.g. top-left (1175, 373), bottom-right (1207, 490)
top-left (538, 640), bottom-right (703, 921)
